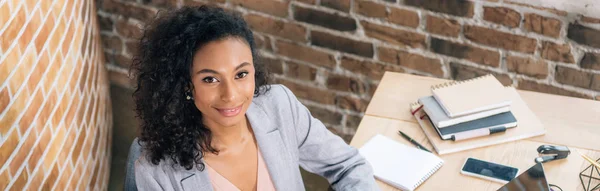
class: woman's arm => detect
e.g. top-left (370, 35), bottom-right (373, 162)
top-left (279, 85), bottom-right (379, 191)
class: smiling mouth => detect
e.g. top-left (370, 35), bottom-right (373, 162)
top-left (214, 104), bottom-right (243, 117)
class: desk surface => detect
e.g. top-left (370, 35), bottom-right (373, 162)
top-left (350, 72), bottom-right (600, 191)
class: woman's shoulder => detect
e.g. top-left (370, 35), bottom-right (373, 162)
top-left (251, 84), bottom-right (295, 108)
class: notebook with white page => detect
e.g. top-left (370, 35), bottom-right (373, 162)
top-left (359, 134), bottom-right (444, 191)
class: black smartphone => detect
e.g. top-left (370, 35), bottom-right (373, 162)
top-left (460, 157), bottom-right (519, 183)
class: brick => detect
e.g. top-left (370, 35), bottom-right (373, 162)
top-left (483, 6), bottom-right (521, 28)
top-left (0, 49), bottom-right (20, 89)
top-left (430, 38), bottom-right (500, 67)
top-left (426, 15), bottom-right (460, 37)
top-left (404, 0), bottom-right (473, 17)
top-left (593, 75), bottom-right (600, 91)
top-left (0, 6), bottom-right (25, 50)
top-left (9, 169), bottom-right (28, 191)
top-left (61, 20), bottom-right (76, 55)
top-left (378, 47), bottom-right (444, 77)
top-left (34, 12), bottom-right (54, 53)
top-left (523, 13), bottom-right (562, 38)
top-left (19, 10), bottom-right (42, 50)
top-left (0, 88), bottom-right (8, 114)
top-left (27, 51), bottom-right (50, 91)
top-left (41, 163), bottom-right (60, 190)
top-left (231, 0), bottom-right (288, 17)
top-left (506, 56), bottom-right (548, 79)
top-left (100, 34), bottom-right (122, 52)
top-left (294, 5), bottom-right (357, 31)
top-left (125, 40), bottom-right (139, 56)
top-left (335, 95), bottom-right (368, 113)
top-left (28, 127), bottom-right (51, 169)
top-left (581, 52), bottom-right (600, 71)
top-left (274, 40), bottom-right (336, 69)
top-left (9, 49), bottom-right (36, 93)
top-left (582, 16), bottom-right (600, 24)
top-left (540, 41), bottom-right (574, 63)
top-left (464, 25), bottom-right (537, 53)
top-left (285, 61), bottom-right (317, 81)
top-left (449, 62), bottom-right (512, 86)
top-left (277, 78), bottom-right (335, 105)
top-left (518, 79), bottom-right (591, 99)
top-left (306, 106), bottom-right (342, 125)
top-left (116, 18), bottom-right (143, 39)
top-left (105, 52), bottom-right (132, 68)
top-left (321, 0), bottom-right (351, 12)
top-left (555, 66), bottom-right (593, 89)
top-left (296, 0), bottom-right (316, 4)
top-left (18, 89), bottom-right (44, 134)
top-left (568, 23), bottom-right (600, 49)
top-left (98, 16), bottom-right (113, 32)
top-left (101, 0), bottom-right (158, 22)
top-left (311, 31), bottom-right (373, 58)
top-left (388, 8), bottom-right (419, 28)
top-left (326, 74), bottom-right (367, 94)
top-left (142, 0), bottom-right (180, 8)
top-left (0, 4), bottom-right (10, 30)
top-left (183, 0), bottom-right (226, 7)
top-left (0, 130), bottom-right (19, 167)
top-left (71, 126), bottom-right (88, 162)
top-left (8, 129), bottom-right (36, 176)
top-left (25, 166), bottom-right (45, 191)
top-left (361, 21), bottom-right (426, 49)
top-left (345, 114), bottom-right (363, 129)
top-left (261, 57), bottom-right (283, 75)
top-left (89, 160), bottom-right (101, 189)
top-left (340, 56), bottom-right (403, 80)
top-left (0, 170), bottom-right (8, 190)
top-left (355, 1), bottom-right (387, 18)
top-left (244, 14), bottom-right (307, 42)
top-left (505, 1), bottom-right (567, 16)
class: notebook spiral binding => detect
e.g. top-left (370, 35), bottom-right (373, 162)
top-left (430, 74), bottom-right (494, 90)
top-left (413, 162), bottom-right (444, 189)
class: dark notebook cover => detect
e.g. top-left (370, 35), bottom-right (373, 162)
top-left (430, 111), bottom-right (517, 140)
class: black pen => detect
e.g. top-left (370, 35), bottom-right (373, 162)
top-left (398, 130), bottom-right (431, 153)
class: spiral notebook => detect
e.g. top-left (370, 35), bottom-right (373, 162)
top-left (431, 74), bottom-right (511, 117)
top-left (359, 134), bottom-right (444, 191)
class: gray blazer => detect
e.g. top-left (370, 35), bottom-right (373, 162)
top-left (134, 84), bottom-right (379, 191)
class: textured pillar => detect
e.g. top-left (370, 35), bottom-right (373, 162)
top-left (0, 0), bottom-right (113, 190)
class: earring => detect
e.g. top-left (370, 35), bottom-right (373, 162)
top-left (185, 92), bottom-right (193, 100)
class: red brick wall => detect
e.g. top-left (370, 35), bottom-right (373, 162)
top-left (98, 0), bottom-right (600, 142)
top-left (0, 0), bottom-right (112, 190)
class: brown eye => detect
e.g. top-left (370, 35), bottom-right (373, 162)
top-left (235, 72), bottom-right (248, 79)
top-left (202, 77), bottom-right (219, 83)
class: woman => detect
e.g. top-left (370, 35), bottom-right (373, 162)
top-left (131, 5), bottom-right (378, 191)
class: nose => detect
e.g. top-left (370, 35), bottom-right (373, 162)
top-left (220, 80), bottom-right (237, 103)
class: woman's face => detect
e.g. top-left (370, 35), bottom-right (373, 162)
top-left (190, 37), bottom-right (255, 128)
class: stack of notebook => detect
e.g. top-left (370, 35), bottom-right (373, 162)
top-left (417, 74), bottom-right (517, 141)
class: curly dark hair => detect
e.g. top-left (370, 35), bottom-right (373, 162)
top-left (130, 5), bottom-right (270, 170)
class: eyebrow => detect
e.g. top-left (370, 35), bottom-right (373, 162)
top-left (196, 62), bottom-right (251, 75)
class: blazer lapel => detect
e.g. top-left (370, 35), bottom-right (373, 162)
top-left (247, 102), bottom-right (296, 191)
top-left (175, 159), bottom-right (213, 191)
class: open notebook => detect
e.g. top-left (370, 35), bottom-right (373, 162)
top-left (359, 134), bottom-right (444, 191)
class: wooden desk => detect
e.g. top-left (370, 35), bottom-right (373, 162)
top-left (350, 72), bottom-right (600, 191)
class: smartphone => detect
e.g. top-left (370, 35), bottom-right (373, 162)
top-left (460, 157), bottom-right (519, 184)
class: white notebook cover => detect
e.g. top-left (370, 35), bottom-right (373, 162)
top-left (359, 134), bottom-right (444, 191)
top-left (419, 95), bottom-right (511, 128)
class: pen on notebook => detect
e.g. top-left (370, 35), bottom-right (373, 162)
top-left (398, 131), bottom-right (431, 153)
top-left (451, 126), bottom-right (507, 141)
